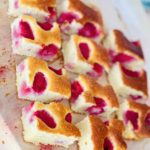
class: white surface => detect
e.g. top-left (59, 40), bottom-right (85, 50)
top-left (0, 0), bottom-right (150, 149)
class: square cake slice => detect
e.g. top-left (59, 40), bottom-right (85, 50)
top-left (104, 119), bottom-right (127, 150)
top-left (118, 100), bottom-right (150, 140)
top-left (76, 116), bottom-right (107, 150)
top-left (8, 0), bottom-right (56, 22)
top-left (63, 35), bottom-right (110, 78)
top-left (16, 57), bottom-right (71, 102)
top-left (109, 63), bottom-right (148, 101)
top-left (77, 116), bottom-right (127, 150)
top-left (104, 29), bottom-right (144, 71)
top-left (11, 15), bottom-right (61, 61)
top-left (70, 75), bottom-right (119, 120)
top-left (57, 0), bottom-right (104, 42)
top-left (22, 102), bottom-right (80, 147)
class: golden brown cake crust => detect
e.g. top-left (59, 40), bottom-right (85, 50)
top-left (20, 0), bottom-right (56, 12)
top-left (34, 102), bottom-right (81, 137)
top-left (72, 35), bottom-right (110, 71)
top-left (78, 75), bottom-right (119, 107)
top-left (68, 0), bottom-right (103, 28)
top-left (89, 116), bottom-right (108, 150)
top-left (82, 91), bottom-right (95, 104)
top-left (113, 30), bottom-right (144, 60)
top-left (27, 57), bottom-right (71, 97)
top-left (107, 119), bottom-right (127, 150)
top-left (119, 64), bottom-right (148, 97)
top-left (21, 15), bottom-right (61, 46)
top-left (89, 43), bottom-right (110, 72)
top-left (127, 100), bottom-right (150, 139)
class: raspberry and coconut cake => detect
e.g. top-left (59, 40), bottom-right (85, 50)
top-left (118, 100), bottom-right (150, 140)
top-left (8, 0), bottom-right (57, 22)
top-left (104, 29), bottom-right (144, 71)
top-left (63, 35), bottom-right (110, 78)
top-left (22, 102), bottom-right (80, 147)
top-left (109, 63), bottom-right (148, 101)
top-left (16, 57), bottom-right (71, 102)
top-left (70, 75), bottom-right (119, 119)
top-left (104, 119), bottom-right (127, 150)
top-left (76, 116), bottom-right (107, 150)
top-left (57, 0), bottom-right (104, 42)
top-left (11, 15), bottom-right (61, 61)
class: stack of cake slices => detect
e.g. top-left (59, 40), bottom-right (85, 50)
top-left (8, 0), bottom-right (149, 149)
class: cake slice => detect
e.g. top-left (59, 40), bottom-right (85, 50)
top-left (63, 35), bottom-right (110, 78)
top-left (109, 63), bottom-right (148, 100)
top-left (70, 75), bottom-right (119, 120)
top-left (118, 100), bottom-right (150, 140)
top-left (104, 119), bottom-right (127, 150)
top-left (76, 116), bottom-right (107, 150)
top-left (77, 116), bottom-right (127, 150)
top-left (11, 15), bottom-right (61, 61)
top-left (57, 0), bottom-right (104, 42)
top-left (8, 0), bottom-right (56, 22)
top-left (16, 57), bottom-right (71, 102)
top-left (104, 29), bottom-right (144, 71)
top-left (22, 102), bottom-right (80, 147)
